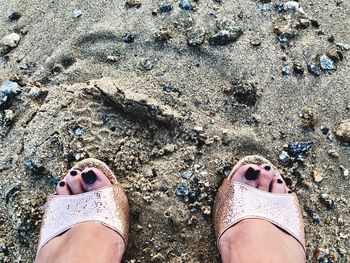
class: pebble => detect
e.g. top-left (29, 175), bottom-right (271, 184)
top-left (0, 33), bottom-right (21, 48)
top-left (312, 213), bottom-right (321, 223)
top-left (107, 55), bottom-right (120, 62)
top-left (283, 1), bottom-right (300, 11)
top-left (307, 63), bottom-right (321, 76)
top-left (179, 0), bottom-right (193, 10)
top-left (100, 114), bottom-right (110, 123)
top-left (343, 169), bottom-right (349, 177)
top-left (181, 170), bottom-right (193, 180)
top-left (319, 193), bottom-right (334, 209)
top-left (0, 80), bottom-right (21, 96)
top-left (73, 10), bottom-right (82, 18)
top-left (160, 3), bottom-right (173, 12)
top-left (139, 59), bottom-right (153, 70)
top-left (279, 151), bottom-right (291, 164)
top-left (334, 119), bottom-right (350, 142)
top-left (28, 86), bottom-right (41, 98)
top-left (187, 26), bottom-right (205, 46)
top-left (320, 55), bottom-right (335, 70)
top-left (209, 29), bottom-right (243, 45)
top-left (0, 95), bottom-right (9, 110)
top-left (9, 12), bottom-right (21, 21)
top-left (155, 27), bottom-right (173, 41)
top-left (74, 127), bottom-right (84, 136)
top-left (4, 109), bottom-right (14, 123)
top-left (287, 141), bottom-right (313, 158)
top-left (282, 65), bottom-right (291, 75)
top-left (123, 33), bottom-right (134, 43)
top-left (193, 126), bottom-right (204, 132)
top-left (311, 170), bottom-right (323, 183)
top-left (125, 0), bottom-right (141, 8)
top-left (336, 43), bottom-right (350, 51)
top-left (250, 37), bottom-right (262, 46)
top-left (162, 86), bottom-right (181, 96)
top-left (293, 62), bottom-right (304, 75)
top-left (175, 182), bottom-right (189, 196)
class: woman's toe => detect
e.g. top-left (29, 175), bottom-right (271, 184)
top-left (80, 167), bottom-right (112, 192)
top-left (256, 164), bottom-right (275, 191)
top-left (56, 179), bottom-right (70, 195)
top-left (66, 169), bottom-right (85, 194)
top-left (229, 164), bottom-right (261, 188)
top-left (259, 163), bottom-right (286, 193)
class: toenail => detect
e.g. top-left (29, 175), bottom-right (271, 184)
top-left (59, 181), bottom-right (65, 187)
top-left (264, 165), bottom-right (271, 171)
top-left (70, 170), bottom-right (77, 176)
top-left (277, 179), bottom-right (283, 184)
top-left (244, 167), bottom-right (260, 180)
top-left (81, 170), bottom-right (97, 184)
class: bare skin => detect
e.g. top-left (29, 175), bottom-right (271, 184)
top-left (218, 163), bottom-right (305, 263)
top-left (36, 163), bottom-right (305, 263)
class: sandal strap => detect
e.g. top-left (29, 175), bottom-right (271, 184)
top-left (37, 185), bottom-right (129, 252)
top-left (214, 180), bottom-right (305, 252)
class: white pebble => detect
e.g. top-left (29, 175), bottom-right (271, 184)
top-left (0, 33), bottom-right (21, 48)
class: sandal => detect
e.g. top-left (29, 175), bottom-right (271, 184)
top-left (37, 158), bottom-right (129, 253)
top-left (213, 155), bottom-right (305, 253)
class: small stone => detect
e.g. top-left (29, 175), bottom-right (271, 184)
top-left (250, 37), bottom-right (262, 46)
top-left (297, 19), bottom-right (310, 29)
top-left (123, 33), bottom-right (134, 43)
top-left (312, 213), bottom-right (321, 223)
top-left (327, 149), bottom-right (339, 158)
top-left (193, 126), bottom-right (204, 132)
top-left (320, 55), bottom-right (335, 70)
top-left (107, 55), bottom-right (120, 62)
top-left (0, 33), bottom-right (21, 48)
top-left (326, 50), bottom-right (343, 62)
top-left (334, 119), bottom-right (350, 142)
top-left (125, 0), bottom-right (141, 8)
top-left (0, 95), bottom-right (9, 110)
top-left (175, 182), bottom-right (189, 196)
top-left (328, 35), bottom-right (335, 43)
top-left (336, 43), bottom-right (350, 51)
top-left (202, 205), bottom-right (211, 215)
top-left (154, 27), bottom-right (173, 41)
top-left (187, 26), bottom-right (205, 46)
top-left (307, 63), bottom-right (321, 76)
top-left (321, 126), bottom-right (329, 134)
top-left (181, 170), bottom-right (193, 179)
top-left (319, 193), bottom-right (334, 209)
top-left (293, 62), bottom-right (304, 75)
top-left (179, 0), bottom-right (193, 10)
top-left (100, 115), bottom-right (110, 123)
top-left (4, 109), bottom-right (14, 123)
top-left (282, 65), bottom-right (292, 76)
top-left (28, 86), bottom-right (41, 98)
top-left (162, 86), bottom-right (181, 96)
top-left (311, 170), bottom-right (323, 183)
top-left (139, 59), bottom-right (153, 70)
top-left (160, 3), bottom-right (173, 12)
top-left (343, 169), bottom-right (349, 177)
top-left (279, 151), bottom-right (291, 164)
top-left (9, 12), bottom-right (21, 21)
top-left (336, 0), bottom-right (343, 6)
top-left (73, 10), bottom-right (82, 18)
top-left (283, 1), bottom-right (300, 11)
top-left (228, 80), bottom-right (257, 106)
top-left (209, 29), bottom-right (243, 45)
top-left (338, 248), bottom-right (346, 255)
top-left (0, 80), bottom-right (21, 96)
top-left (163, 144), bottom-right (175, 153)
top-left (74, 127), bottom-right (84, 136)
top-left (287, 141), bottom-right (313, 158)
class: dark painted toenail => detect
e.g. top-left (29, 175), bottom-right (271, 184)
top-left (59, 181), bottom-right (65, 187)
top-left (244, 167), bottom-right (260, 180)
top-left (81, 170), bottom-right (97, 184)
top-left (264, 165), bottom-right (271, 171)
top-left (277, 179), bottom-right (283, 184)
top-left (288, 190), bottom-right (292, 193)
top-left (70, 170), bottom-right (77, 176)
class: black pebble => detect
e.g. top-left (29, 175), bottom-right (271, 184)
top-left (9, 12), bottom-right (21, 21)
top-left (244, 167), bottom-right (260, 180)
top-left (123, 33), bottom-right (134, 43)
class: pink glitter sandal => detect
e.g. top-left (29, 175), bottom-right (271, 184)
top-left (213, 155), bottom-right (305, 253)
top-left (36, 158), bottom-right (129, 252)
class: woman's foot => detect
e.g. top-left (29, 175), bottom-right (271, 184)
top-left (218, 163), bottom-right (305, 263)
top-left (35, 167), bottom-right (125, 263)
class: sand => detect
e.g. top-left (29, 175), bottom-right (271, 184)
top-left (0, 0), bottom-right (349, 262)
